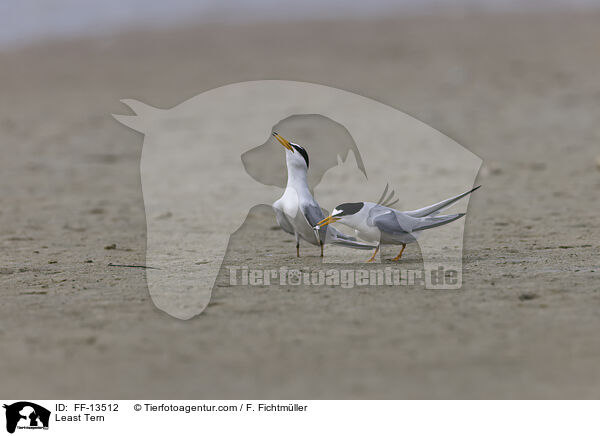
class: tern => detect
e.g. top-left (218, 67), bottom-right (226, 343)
top-left (271, 132), bottom-right (376, 257)
top-left (315, 184), bottom-right (481, 262)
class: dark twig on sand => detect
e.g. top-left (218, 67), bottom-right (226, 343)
top-left (108, 263), bottom-right (159, 270)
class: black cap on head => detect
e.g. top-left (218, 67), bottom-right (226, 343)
top-left (334, 202), bottom-right (364, 216)
top-left (291, 144), bottom-right (309, 168)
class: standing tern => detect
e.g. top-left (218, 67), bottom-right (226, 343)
top-left (271, 132), bottom-right (376, 257)
top-left (315, 185), bottom-right (481, 262)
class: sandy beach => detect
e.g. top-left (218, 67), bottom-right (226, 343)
top-left (1, 12), bottom-right (599, 398)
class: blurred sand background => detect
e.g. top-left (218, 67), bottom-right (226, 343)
top-left (1, 1), bottom-right (600, 398)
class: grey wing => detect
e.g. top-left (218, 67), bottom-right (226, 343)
top-left (300, 201), bottom-right (328, 242)
top-left (273, 206), bottom-right (295, 235)
top-left (371, 210), bottom-right (416, 235)
top-left (300, 201), bottom-right (326, 226)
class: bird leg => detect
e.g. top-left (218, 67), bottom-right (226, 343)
top-left (366, 245), bottom-right (380, 263)
top-left (392, 244), bottom-right (406, 261)
top-left (296, 242), bottom-right (300, 257)
top-left (320, 240), bottom-right (324, 257)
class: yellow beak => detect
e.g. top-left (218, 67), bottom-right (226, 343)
top-left (316, 215), bottom-right (340, 228)
top-left (273, 132), bottom-right (294, 152)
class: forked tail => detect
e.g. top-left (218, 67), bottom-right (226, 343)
top-left (405, 185), bottom-right (481, 218)
top-left (413, 213), bottom-right (465, 231)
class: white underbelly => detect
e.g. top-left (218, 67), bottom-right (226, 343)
top-left (275, 188), bottom-right (299, 216)
top-left (273, 191), bottom-right (318, 245)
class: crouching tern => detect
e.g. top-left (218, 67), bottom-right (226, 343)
top-left (315, 184), bottom-right (481, 262)
top-left (271, 132), bottom-right (376, 257)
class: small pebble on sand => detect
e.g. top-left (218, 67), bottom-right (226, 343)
top-left (519, 292), bottom-right (538, 301)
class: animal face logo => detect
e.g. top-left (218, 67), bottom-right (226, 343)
top-left (3, 402), bottom-right (50, 434)
top-left (114, 80), bottom-right (481, 320)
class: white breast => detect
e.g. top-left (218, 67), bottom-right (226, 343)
top-left (273, 187), bottom-right (300, 218)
